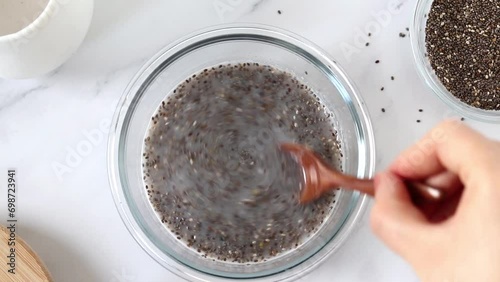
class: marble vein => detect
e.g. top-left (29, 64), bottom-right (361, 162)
top-left (0, 84), bottom-right (49, 111)
top-left (396, 0), bottom-right (408, 10)
top-left (249, 0), bottom-right (267, 13)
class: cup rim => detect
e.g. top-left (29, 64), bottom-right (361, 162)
top-left (0, 0), bottom-right (59, 42)
top-left (108, 23), bottom-right (376, 280)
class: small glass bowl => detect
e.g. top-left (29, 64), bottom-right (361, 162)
top-left (108, 24), bottom-right (375, 281)
top-left (411, 0), bottom-right (500, 123)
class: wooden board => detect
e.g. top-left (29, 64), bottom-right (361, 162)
top-left (1, 225), bottom-right (52, 282)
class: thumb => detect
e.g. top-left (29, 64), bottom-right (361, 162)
top-left (370, 172), bottom-right (433, 261)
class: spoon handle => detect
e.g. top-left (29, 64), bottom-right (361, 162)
top-left (333, 174), bottom-right (446, 204)
top-left (326, 173), bottom-right (374, 196)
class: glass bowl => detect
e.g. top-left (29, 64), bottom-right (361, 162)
top-left (411, 0), bottom-right (500, 123)
top-left (108, 24), bottom-right (375, 281)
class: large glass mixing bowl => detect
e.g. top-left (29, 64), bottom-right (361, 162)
top-left (108, 25), bottom-right (375, 281)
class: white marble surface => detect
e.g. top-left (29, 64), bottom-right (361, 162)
top-left (0, 0), bottom-right (499, 281)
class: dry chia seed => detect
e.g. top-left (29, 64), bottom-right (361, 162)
top-left (426, 0), bottom-right (499, 110)
top-left (143, 63), bottom-right (341, 264)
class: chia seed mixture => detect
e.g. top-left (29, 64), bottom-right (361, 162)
top-left (143, 63), bottom-right (342, 263)
top-left (426, 0), bottom-right (499, 110)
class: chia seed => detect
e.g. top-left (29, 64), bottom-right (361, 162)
top-left (426, 0), bottom-right (499, 110)
top-left (142, 63), bottom-right (341, 264)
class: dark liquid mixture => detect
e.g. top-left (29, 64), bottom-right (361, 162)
top-left (143, 63), bottom-right (342, 263)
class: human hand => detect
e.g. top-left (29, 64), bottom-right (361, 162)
top-left (371, 121), bottom-right (500, 282)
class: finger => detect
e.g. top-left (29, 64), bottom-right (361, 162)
top-left (371, 172), bottom-right (433, 260)
top-left (424, 171), bottom-right (461, 192)
top-left (421, 172), bottom-right (464, 207)
top-left (391, 120), bottom-right (499, 187)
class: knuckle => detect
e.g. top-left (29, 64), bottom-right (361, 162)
top-left (437, 119), bottom-right (470, 140)
top-left (436, 119), bottom-right (459, 133)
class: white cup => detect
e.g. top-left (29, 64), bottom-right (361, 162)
top-left (0, 0), bottom-right (94, 79)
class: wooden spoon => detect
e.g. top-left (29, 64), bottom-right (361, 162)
top-left (280, 143), bottom-right (445, 205)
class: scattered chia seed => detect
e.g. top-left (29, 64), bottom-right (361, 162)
top-left (381, 108), bottom-right (386, 113)
top-left (461, 117), bottom-right (465, 121)
top-left (366, 42), bottom-right (370, 47)
top-left (143, 63), bottom-right (341, 264)
top-left (406, 27), bottom-right (410, 31)
top-left (419, 109), bottom-right (423, 112)
top-left (278, 10), bottom-right (282, 14)
top-left (375, 60), bottom-right (380, 64)
top-left (399, 32), bottom-right (407, 38)
top-left (391, 76), bottom-right (395, 80)
top-left (426, 0), bottom-right (499, 110)
top-left (381, 87), bottom-right (385, 91)
top-left (368, 33), bottom-right (372, 37)
top-left (417, 120), bottom-right (421, 123)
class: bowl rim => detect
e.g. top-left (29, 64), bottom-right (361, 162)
top-left (410, 0), bottom-right (500, 123)
top-left (107, 23), bottom-right (376, 281)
